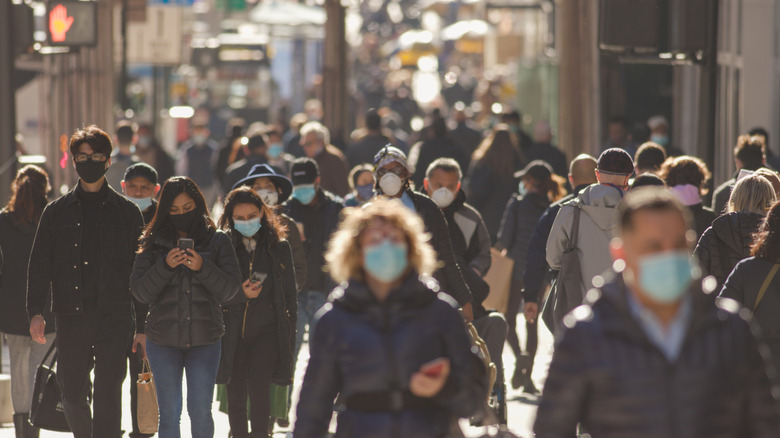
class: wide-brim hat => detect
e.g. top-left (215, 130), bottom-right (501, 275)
top-left (232, 164), bottom-right (293, 203)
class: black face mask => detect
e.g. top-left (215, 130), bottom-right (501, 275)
top-left (75, 160), bottom-right (108, 184)
top-left (169, 209), bottom-right (198, 233)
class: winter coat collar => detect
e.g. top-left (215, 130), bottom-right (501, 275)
top-left (63, 180), bottom-right (123, 208)
top-left (330, 272), bottom-right (440, 314)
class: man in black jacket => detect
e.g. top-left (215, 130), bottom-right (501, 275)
top-left (28, 126), bottom-right (145, 438)
top-left (373, 146), bottom-right (473, 320)
top-left (120, 162), bottom-right (159, 438)
top-left (283, 158), bottom-right (344, 369)
top-left (534, 188), bottom-right (780, 438)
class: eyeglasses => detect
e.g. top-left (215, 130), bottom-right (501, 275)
top-left (74, 153), bottom-right (108, 163)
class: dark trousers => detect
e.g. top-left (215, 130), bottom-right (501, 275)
top-left (127, 345), bottom-right (153, 438)
top-left (506, 277), bottom-right (538, 364)
top-left (55, 312), bottom-right (133, 438)
top-left (226, 330), bottom-right (278, 438)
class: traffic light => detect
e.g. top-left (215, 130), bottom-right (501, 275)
top-left (47, 1), bottom-right (97, 47)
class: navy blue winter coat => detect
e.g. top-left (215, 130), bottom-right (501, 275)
top-left (294, 273), bottom-right (481, 438)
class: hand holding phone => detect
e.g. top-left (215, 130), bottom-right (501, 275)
top-left (410, 358), bottom-right (450, 398)
top-left (250, 271), bottom-right (268, 285)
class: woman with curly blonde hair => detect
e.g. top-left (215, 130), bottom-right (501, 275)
top-left (294, 199), bottom-right (481, 438)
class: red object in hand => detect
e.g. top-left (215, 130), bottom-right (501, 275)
top-left (421, 362), bottom-right (445, 377)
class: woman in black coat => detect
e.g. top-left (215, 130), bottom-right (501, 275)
top-left (694, 175), bottom-right (776, 290)
top-left (131, 177), bottom-right (241, 438)
top-left (216, 187), bottom-right (296, 438)
top-left (0, 166), bottom-right (55, 436)
top-left (294, 199), bottom-right (481, 438)
top-left (721, 201), bottom-right (780, 384)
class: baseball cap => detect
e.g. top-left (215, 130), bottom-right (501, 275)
top-left (123, 162), bottom-right (158, 185)
top-left (597, 148), bottom-right (634, 175)
top-left (290, 158), bottom-right (319, 185)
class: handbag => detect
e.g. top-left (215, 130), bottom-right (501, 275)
top-left (136, 358), bottom-right (159, 434)
top-left (29, 343), bottom-right (71, 432)
top-left (483, 248), bottom-right (515, 314)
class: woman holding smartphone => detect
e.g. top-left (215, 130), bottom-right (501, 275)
top-left (131, 176), bottom-right (241, 438)
top-left (294, 199), bottom-right (480, 438)
top-left (217, 186), bottom-right (297, 438)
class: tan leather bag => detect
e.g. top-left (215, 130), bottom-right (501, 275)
top-left (137, 358), bottom-right (159, 434)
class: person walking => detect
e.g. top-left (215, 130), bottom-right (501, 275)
top-left (27, 126), bottom-right (145, 438)
top-left (721, 201), bottom-right (780, 384)
top-left (694, 175), bottom-right (776, 291)
top-left (496, 161), bottom-right (566, 393)
top-left (534, 188), bottom-right (780, 437)
top-left (216, 187), bottom-right (297, 438)
top-left (294, 200), bottom-right (481, 437)
top-left (130, 176), bottom-right (241, 438)
top-left (299, 122), bottom-right (350, 197)
top-left (466, 125), bottom-right (526, 243)
top-left (175, 120), bottom-right (220, 208)
top-left (0, 166), bottom-right (53, 438)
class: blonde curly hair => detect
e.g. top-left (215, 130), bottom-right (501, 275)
top-left (326, 199), bottom-right (438, 283)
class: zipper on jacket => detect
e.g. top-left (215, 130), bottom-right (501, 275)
top-left (241, 302), bottom-right (250, 339)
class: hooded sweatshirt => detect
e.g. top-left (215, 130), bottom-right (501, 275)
top-left (546, 183), bottom-right (623, 298)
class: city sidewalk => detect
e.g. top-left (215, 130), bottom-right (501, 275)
top-left (0, 318), bottom-right (552, 437)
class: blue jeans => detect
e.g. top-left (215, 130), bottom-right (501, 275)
top-left (293, 290), bottom-right (328, 368)
top-left (146, 341), bottom-right (221, 438)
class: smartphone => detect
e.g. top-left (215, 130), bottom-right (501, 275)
top-left (250, 272), bottom-right (268, 285)
top-left (177, 238), bottom-right (194, 251)
top-left (421, 360), bottom-right (446, 378)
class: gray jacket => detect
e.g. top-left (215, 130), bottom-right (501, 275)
top-left (546, 184), bottom-right (622, 297)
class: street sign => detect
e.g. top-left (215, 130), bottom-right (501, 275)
top-left (126, 5), bottom-right (183, 65)
top-left (47, 1), bottom-right (97, 47)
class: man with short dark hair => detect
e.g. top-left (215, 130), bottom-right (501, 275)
top-left (299, 122), bottom-right (350, 197)
top-left (634, 141), bottom-right (667, 175)
top-left (176, 119), bottom-right (219, 207)
top-left (712, 134), bottom-right (768, 214)
top-left (28, 126), bottom-right (145, 438)
top-left (284, 158), bottom-right (343, 371)
top-left (105, 121), bottom-right (139, 191)
top-left (535, 188), bottom-right (780, 437)
top-left (346, 109), bottom-right (390, 168)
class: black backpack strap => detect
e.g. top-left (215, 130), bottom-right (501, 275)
top-left (566, 201), bottom-right (582, 251)
top-left (40, 342), bottom-right (57, 368)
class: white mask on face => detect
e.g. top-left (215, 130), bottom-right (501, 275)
top-left (431, 187), bottom-right (456, 208)
top-left (256, 189), bottom-right (279, 206)
top-left (379, 173), bottom-right (404, 196)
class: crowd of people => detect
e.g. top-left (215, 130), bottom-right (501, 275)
top-left (0, 105), bottom-right (779, 438)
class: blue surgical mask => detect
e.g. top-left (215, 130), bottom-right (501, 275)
top-left (356, 183), bottom-right (375, 201)
top-left (363, 239), bottom-right (408, 283)
top-left (234, 217), bottom-right (262, 238)
top-left (192, 134), bottom-right (207, 145)
top-left (637, 250), bottom-right (693, 303)
top-left (293, 184), bottom-right (316, 205)
top-left (128, 196), bottom-right (153, 212)
top-left (268, 143), bottom-right (284, 159)
top-left (518, 181), bottom-right (527, 196)
top-left (650, 134), bottom-right (669, 147)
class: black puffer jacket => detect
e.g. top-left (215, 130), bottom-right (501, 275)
top-left (217, 229), bottom-right (297, 385)
top-left (294, 274), bottom-right (481, 438)
top-left (131, 230), bottom-right (241, 348)
top-left (534, 274), bottom-right (780, 438)
top-left (496, 192), bottom-right (550, 279)
top-left (689, 203), bottom-right (716, 241)
top-left (693, 211), bottom-right (763, 289)
top-left (721, 256), bottom-right (780, 385)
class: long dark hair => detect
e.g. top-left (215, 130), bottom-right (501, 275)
top-left (471, 125), bottom-right (525, 185)
top-left (219, 187), bottom-right (287, 242)
top-left (139, 176), bottom-right (215, 251)
top-left (4, 165), bottom-right (49, 225)
top-left (751, 201), bottom-right (780, 261)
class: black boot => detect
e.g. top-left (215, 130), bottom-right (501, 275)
top-left (13, 414), bottom-right (24, 438)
